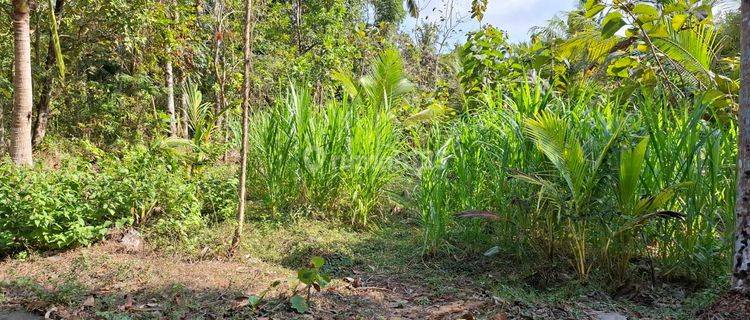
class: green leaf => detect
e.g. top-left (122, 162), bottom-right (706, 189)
top-left (602, 12), bottom-right (626, 38)
top-left (311, 256), bottom-right (325, 269)
top-left (618, 137), bottom-right (649, 214)
top-left (651, 25), bottom-right (719, 83)
top-left (247, 295), bottom-right (261, 307)
top-left (297, 269), bottom-right (315, 285)
top-left (632, 3), bottom-right (659, 23)
top-left (645, 21), bottom-right (669, 38)
top-left (671, 14), bottom-right (688, 30)
top-left (716, 74), bottom-right (739, 94)
top-left (290, 295), bottom-right (308, 313)
top-left (607, 56), bottom-right (634, 78)
top-left (636, 43), bottom-right (649, 53)
top-left (625, 27), bottom-right (639, 37)
top-left (584, 0), bottom-right (605, 18)
top-left (663, 2), bottom-right (689, 14)
top-left (701, 89), bottom-right (725, 105)
top-left (318, 274), bottom-right (331, 287)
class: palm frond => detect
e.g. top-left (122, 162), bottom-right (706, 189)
top-left (618, 137), bottom-right (649, 213)
top-left (524, 111), bottom-right (587, 199)
top-left (360, 48), bottom-right (414, 109)
top-left (405, 0), bottom-right (418, 19)
top-left (652, 24), bottom-right (721, 85)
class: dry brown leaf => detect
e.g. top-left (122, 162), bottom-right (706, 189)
top-left (231, 296), bottom-right (250, 309)
top-left (118, 294), bottom-right (134, 311)
top-left (492, 313), bottom-right (508, 320)
top-left (460, 313), bottom-right (476, 320)
top-left (82, 296), bottom-right (96, 308)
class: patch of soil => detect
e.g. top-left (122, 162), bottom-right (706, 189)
top-left (0, 241), bottom-right (507, 319)
top-left (697, 291), bottom-right (750, 320)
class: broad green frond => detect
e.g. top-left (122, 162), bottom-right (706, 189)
top-left (524, 111), bottom-right (587, 199)
top-left (652, 25), bottom-right (721, 85)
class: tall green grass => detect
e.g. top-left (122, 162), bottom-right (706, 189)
top-left (410, 82), bottom-right (736, 283)
top-left (247, 88), bottom-right (400, 226)
top-left (242, 51), bottom-right (734, 283)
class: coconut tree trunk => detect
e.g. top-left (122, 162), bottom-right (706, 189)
top-left (32, 0), bottom-right (65, 148)
top-left (733, 0), bottom-right (750, 295)
top-left (230, 0), bottom-right (253, 255)
top-left (11, 0), bottom-right (34, 166)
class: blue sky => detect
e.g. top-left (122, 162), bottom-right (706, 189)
top-left (476, 0), bottom-right (579, 42)
top-left (402, 0), bottom-right (580, 44)
top-left (401, 0), bottom-right (740, 45)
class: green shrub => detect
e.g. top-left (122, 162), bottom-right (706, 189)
top-left (0, 161), bottom-right (105, 252)
top-left (0, 142), bottom-right (231, 255)
top-left (197, 165), bottom-right (239, 224)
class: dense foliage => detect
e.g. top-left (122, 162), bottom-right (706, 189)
top-left (0, 142), bottom-right (237, 252)
top-left (0, 0), bottom-right (743, 289)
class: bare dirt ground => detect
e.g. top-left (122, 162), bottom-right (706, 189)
top-left (1, 220), bottom-right (747, 319)
top-left (0, 241), bottom-right (507, 319)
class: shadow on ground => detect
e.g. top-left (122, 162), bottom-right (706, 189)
top-left (1, 218), bottom-right (745, 319)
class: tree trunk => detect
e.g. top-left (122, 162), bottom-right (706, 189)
top-left (213, 0), bottom-right (226, 134)
top-left (230, 0), bottom-right (253, 255)
top-left (733, 0), bottom-right (750, 295)
top-left (33, 0), bottom-right (65, 147)
top-left (180, 72), bottom-right (189, 138)
top-left (294, 0), bottom-right (302, 50)
top-left (1, 61), bottom-right (8, 153)
top-left (11, 0), bottom-right (34, 166)
top-left (166, 60), bottom-right (177, 136)
top-left (1, 96), bottom-right (5, 154)
top-left (165, 0), bottom-right (177, 137)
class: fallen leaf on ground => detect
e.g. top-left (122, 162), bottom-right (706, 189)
top-left (492, 313), bottom-right (508, 320)
top-left (82, 296), bottom-right (96, 307)
top-left (231, 296), bottom-right (250, 309)
top-left (118, 294), bottom-right (134, 311)
top-left (460, 312), bottom-right (475, 319)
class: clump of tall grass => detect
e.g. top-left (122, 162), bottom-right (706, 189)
top-left (412, 79), bottom-right (736, 283)
top-left (246, 48), bottom-right (409, 226)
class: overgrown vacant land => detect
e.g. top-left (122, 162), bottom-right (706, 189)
top-left (0, 219), bottom-right (743, 319)
top-left (1, 0), bottom-right (750, 319)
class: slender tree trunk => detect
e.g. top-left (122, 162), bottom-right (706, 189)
top-left (230, 0), bottom-right (253, 255)
top-left (733, 0), bottom-right (750, 295)
top-left (166, 60), bottom-right (177, 136)
top-left (1, 98), bottom-right (5, 155)
top-left (1, 61), bottom-right (8, 153)
top-left (180, 72), bottom-right (189, 138)
top-left (11, 0), bottom-right (33, 166)
top-left (294, 0), bottom-right (302, 50)
top-left (213, 0), bottom-right (226, 133)
top-left (165, 0), bottom-right (177, 137)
